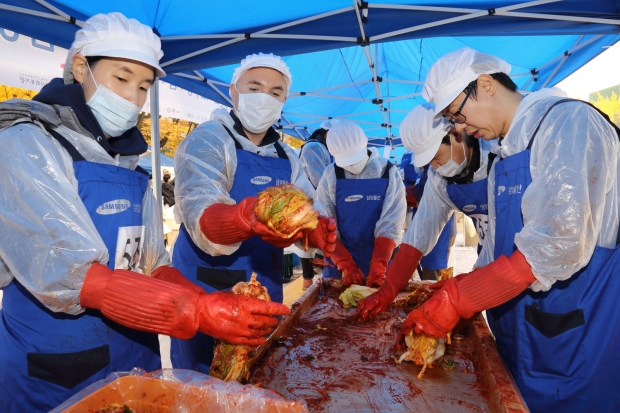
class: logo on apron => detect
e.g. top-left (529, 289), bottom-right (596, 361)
top-left (96, 199), bottom-right (131, 215)
top-left (463, 204), bottom-right (476, 213)
top-left (251, 176), bottom-right (272, 185)
top-left (344, 195), bottom-right (363, 202)
top-left (115, 225), bottom-right (145, 272)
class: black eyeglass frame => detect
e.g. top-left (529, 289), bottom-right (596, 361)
top-left (448, 82), bottom-right (476, 125)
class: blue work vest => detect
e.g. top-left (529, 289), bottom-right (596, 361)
top-left (486, 99), bottom-right (620, 413)
top-left (0, 130), bottom-right (160, 413)
top-left (171, 125), bottom-right (292, 374)
top-left (324, 158), bottom-right (392, 278)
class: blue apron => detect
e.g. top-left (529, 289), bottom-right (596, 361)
top-left (324, 158), bottom-right (392, 278)
top-left (171, 126), bottom-right (292, 373)
top-left (486, 99), bottom-right (620, 413)
top-left (419, 214), bottom-right (454, 270)
top-left (0, 131), bottom-right (160, 413)
top-left (446, 176), bottom-right (489, 253)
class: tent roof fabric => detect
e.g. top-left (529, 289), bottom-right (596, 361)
top-left (1, 0), bottom-right (619, 151)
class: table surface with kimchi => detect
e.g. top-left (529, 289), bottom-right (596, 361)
top-left (247, 278), bottom-right (529, 413)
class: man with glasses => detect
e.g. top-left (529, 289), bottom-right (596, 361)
top-left (398, 47), bottom-right (620, 413)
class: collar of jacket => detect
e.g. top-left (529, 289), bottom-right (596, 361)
top-left (33, 78), bottom-right (148, 157)
top-left (229, 110), bottom-right (281, 147)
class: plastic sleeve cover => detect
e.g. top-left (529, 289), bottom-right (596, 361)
top-left (299, 141), bottom-right (331, 188)
top-left (0, 123), bottom-right (108, 315)
top-left (139, 185), bottom-right (172, 276)
top-left (174, 109), bottom-right (315, 257)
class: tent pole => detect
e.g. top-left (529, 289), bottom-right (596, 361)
top-left (371, 0), bottom-right (559, 42)
top-left (150, 80), bottom-right (163, 213)
top-left (0, 3), bottom-right (76, 23)
top-left (500, 11), bottom-right (620, 26)
top-left (541, 36), bottom-right (583, 88)
top-left (32, 0), bottom-right (85, 26)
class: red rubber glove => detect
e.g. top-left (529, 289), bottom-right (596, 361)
top-left (365, 237), bottom-right (397, 288)
top-left (356, 243), bottom-right (422, 320)
top-left (400, 250), bottom-right (535, 340)
top-left (151, 266), bottom-right (206, 295)
top-left (330, 239), bottom-right (364, 286)
top-left (200, 197), bottom-right (304, 248)
top-left (304, 216), bottom-right (337, 258)
top-left (405, 185), bottom-right (418, 209)
top-left (81, 263), bottom-right (290, 345)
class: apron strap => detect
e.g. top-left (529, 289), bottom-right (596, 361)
top-left (486, 152), bottom-right (498, 176)
top-left (49, 128), bottom-right (86, 162)
top-left (381, 159), bottom-right (393, 179)
top-left (526, 98), bottom-right (620, 150)
top-left (523, 98), bottom-right (620, 245)
top-left (222, 124), bottom-right (289, 159)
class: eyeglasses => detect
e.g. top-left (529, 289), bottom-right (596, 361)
top-left (447, 83), bottom-right (474, 125)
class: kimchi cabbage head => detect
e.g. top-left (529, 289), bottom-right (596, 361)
top-left (254, 184), bottom-right (319, 238)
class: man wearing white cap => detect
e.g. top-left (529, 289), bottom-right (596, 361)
top-left (401, 47), bottom-right (620, 412)
top-left (297, 119), bottom-right (339, 289)
top-left (171, 53), bottom-right (337, 373)
top-left (0, 14), bottom-right (291, 412)
top-left (356, 103), bottom-right (495, 318)
top-left (315, 120), bottom-right (406, 287)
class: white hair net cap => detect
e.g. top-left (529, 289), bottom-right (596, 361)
top-left (400, 103), bottom-right (451, 167)
top-left (326, 120), bottom-right (368, 167)
top-left (320, 118), bottom-right (341, 130)
top-left (230, 53), bottom-right (292, 93)
top-left (63, 12), bottom-right (165, 84)
top-left (422, 47), bottom-right (511, 117)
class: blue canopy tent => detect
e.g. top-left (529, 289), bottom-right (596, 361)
top-left (1, 0), bottom-right (619, 198)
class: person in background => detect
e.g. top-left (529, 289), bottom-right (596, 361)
top-left (0, 14), bottom-right (288, 412)
top-left (297, 119), bottom-right (339, 289)
top-left (315, 120), bottom-right (406, 287)
top-left (171, 53), bottom-right (337, 373)
top-left (162, 168), bottom-right (175, 207)
top-left (409, 48), bottom-right (620, 412)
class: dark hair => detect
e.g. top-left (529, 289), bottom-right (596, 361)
top-left (163, 174), bottom-right (171, 182)
top-left (440, 131), bottom-right (476, 148)
top-left (86, 56), bottom-right (105, 67)
top-left (467, 72), bottom-right (517, 100)
top-left (72, 56), bottom-right (105, 84)
top-left (308, 128), bottom-right (327, 142)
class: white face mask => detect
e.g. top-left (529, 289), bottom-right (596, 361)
top-left (342, 154), bottom-right (369, 175)
top-left (235, 85), bottom-right (284, 134)
top-left (85, 63), bottom-right (141, 137)
top-left (435, 140), bottom-right (467, 177)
